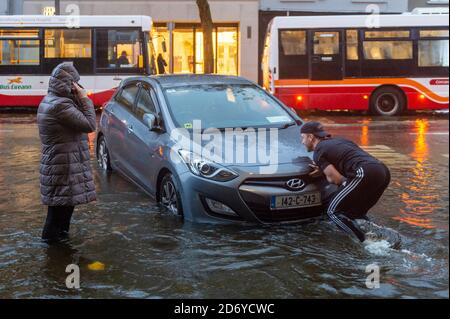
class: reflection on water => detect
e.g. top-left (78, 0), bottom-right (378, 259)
top-left (0, 114), bottom-right (448, 298)
top-left (88, 132), bottom-right (96, 152)
top-left (395, 119), bottom-right (440, 230)
top-left (412, 119), bottom-right (429, 163)
top-left (360, 119), bottom-right (370, 147)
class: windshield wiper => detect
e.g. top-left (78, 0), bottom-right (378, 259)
top-left (279, 122), bottom-right (297, 129)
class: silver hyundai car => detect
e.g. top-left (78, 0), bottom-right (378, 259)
top-left (96, 74), bottom-right (336, 224)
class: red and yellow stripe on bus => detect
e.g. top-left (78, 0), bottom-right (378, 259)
top-left (274, 78), bottom-right (449, 111)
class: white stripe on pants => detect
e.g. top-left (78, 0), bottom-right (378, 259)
top-left (327, 167), bottom-right (365, 236)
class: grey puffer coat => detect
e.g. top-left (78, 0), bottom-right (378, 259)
top-left (37, 62), bottom-right (97, 206)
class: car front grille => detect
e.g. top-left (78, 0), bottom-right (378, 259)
top-left (242, 175), bottom-right (315, 191)
top-left (239, 175), bottom-right (323, 223)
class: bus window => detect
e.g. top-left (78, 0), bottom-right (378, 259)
top-left (0, 29), bottom-right (40, 66)
top-left (313, 32), bottom-right (339, 55)
top-left (279, 30), bottom-right (308, 79)
top-left (419, 40), bottom-right (449, 67)
top-left (45, 29), bottom-right (92, 58)
top-left (345, 29), bottom-right (360, 77)
top-left (419, 30), bottom-right (449, 38)
top-left (363, 41), bottom-right (413, 60)
top-left (43, 28), bottom-right (93, 74)
top-left (418, 29), bottom-right (449, 68)
top-left (96, 29), bottom-right (144, 73)
top-left (280, 30), bottom-right (306, 55)
top-left (365, 30), bottom-right (410, 38)
top-left (346, 30), bottom-right (359, 60)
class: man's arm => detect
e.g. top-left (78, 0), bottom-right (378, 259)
top-left (323, 164), bottom-right (346, 186)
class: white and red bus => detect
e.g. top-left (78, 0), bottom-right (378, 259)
top-left (262, 11), bottom-right (449, 115)
top-left (0, 15), bottom-right (158, 108)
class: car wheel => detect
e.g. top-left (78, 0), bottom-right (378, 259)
top-left (160, 173), bottom-right (183, 217)
top-left (97, 136), bottom-right (112, 171)
top-left (370, 87), bottom-right (406, 116)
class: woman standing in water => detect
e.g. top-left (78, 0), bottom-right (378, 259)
top-left (37, 62), bottom-right (96, 243)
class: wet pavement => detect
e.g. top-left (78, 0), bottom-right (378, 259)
top-left (0, 111), bottom-right (448, 298)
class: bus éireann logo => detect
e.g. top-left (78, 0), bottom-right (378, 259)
top-left (8, 77), bottom-right (23, 84)
top-left (0, 77), bottom-right (31, 90)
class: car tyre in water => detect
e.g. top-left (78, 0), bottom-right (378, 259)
top-left (370, 87), bottom-right (406, 116)
top-left (160, 173), bottom-right (183, 217)
top-left (97, 136), bottom-right (112, 171)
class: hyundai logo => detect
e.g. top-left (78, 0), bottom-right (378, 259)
top-left (286, 178), bottom-right (305, 191)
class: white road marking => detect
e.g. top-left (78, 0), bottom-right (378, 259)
top-left (361, 145), bottom-right (416, 168)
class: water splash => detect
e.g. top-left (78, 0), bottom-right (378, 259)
top-left (363, 239), bottom-right (392, 256)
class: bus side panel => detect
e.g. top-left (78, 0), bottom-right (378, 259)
top-left (275, 78), bottom-right (449, 111)
top-left (0, 75), bottom-right (124, 108)
top-left (0, 93), bottom-right (45, 107)
top-left (307, 86), bottom-right (370, 111)
top-left (402, 87), bottom-right (449, 110)
top-left (401, 78), bottom-right (449, 110)
top-left (275, 86), bottom-right (310, 110)
top-left (0, 76), bottom-right (48, 107)
top-left (275, 84), bottom-right (370, 111)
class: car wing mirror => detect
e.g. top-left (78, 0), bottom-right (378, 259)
top-left (143, 113), bottom-right (158, 131)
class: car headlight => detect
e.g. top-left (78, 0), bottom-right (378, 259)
top-left (178, 150), bottom-right (238, 182)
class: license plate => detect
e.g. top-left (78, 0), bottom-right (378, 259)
top-left (270, 192), bottom-right (321, 210)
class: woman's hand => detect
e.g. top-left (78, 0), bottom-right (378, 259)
top-left (72, 82), bottom-right (88, 99)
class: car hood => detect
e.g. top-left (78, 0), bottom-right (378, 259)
top-left (172, 125), bottom-right (314, 173)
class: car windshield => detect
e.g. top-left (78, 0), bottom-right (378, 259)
top-left (163, 84), bottom-right (295, 129)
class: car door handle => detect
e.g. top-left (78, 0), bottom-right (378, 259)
top-left (127, 124), bottom-right (134, 133)
top-left (113, 77), bottom-right (123, 81)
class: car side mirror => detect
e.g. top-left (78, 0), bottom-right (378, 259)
top-left (143, 113), bottom-right (157, 130)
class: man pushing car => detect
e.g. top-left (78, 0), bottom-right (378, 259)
top-left (300, 122), bottom-right (391, 242)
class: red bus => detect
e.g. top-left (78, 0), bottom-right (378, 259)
top-left (0, 15), bottom-right (158, 108)
top-left (262, 11), bottom-right (449, 116)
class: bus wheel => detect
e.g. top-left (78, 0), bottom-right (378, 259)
top-left (370, 87), bottom-right (406, 116)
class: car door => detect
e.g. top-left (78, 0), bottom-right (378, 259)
top-left (107, 81), bottom-right (140, 175)
top-left (126, 82), bottom-right (163, 194)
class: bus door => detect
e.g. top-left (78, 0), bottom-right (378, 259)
top-left (307, 30), bottom-right (344, 110)
top-left (309, 30), bottom-right (343, 80)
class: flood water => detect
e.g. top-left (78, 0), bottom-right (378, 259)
top-left (0, 112), bottom-right (448, 298)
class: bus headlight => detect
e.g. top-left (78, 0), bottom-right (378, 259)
top-left (178, 150), bottom-right (238, 182)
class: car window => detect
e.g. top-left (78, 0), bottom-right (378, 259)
top-left (135, 85), bottom-right (157, 120)
top-left (116, 83), bottom-right (139, 111)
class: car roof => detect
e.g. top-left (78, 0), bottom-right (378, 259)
top-left (150, 74), bottom-right (254, 88)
